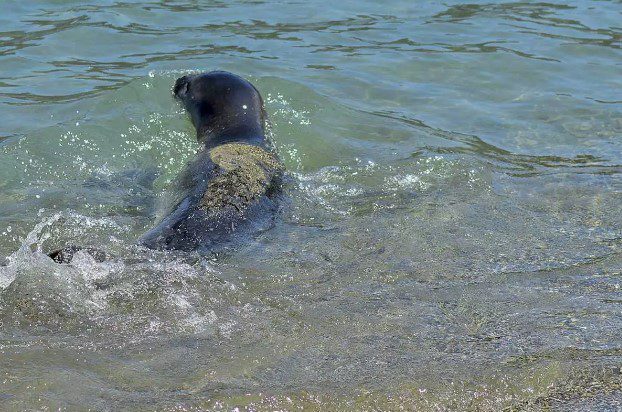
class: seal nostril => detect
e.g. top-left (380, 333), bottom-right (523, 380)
top-left (173, 75), bottom-right (190, 97)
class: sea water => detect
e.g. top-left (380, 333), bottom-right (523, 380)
top-left (0, 1), bottom-right (621, 410)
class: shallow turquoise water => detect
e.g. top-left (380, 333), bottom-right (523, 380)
top-left (0, 0), bottom-right (621, 410)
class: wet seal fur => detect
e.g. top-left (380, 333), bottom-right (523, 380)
top-left (139, 71), bottom-right (285, 252)
top-left (49, 71), bottom-right (284, 261)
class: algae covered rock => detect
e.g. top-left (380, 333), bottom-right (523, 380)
top-left (202, 143), bottom-right (284, 215)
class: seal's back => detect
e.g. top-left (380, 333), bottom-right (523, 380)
top-left (140, 142), bottom-right (284, 252)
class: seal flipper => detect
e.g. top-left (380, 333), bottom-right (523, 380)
top-left (48, 245), bottom-right (112, 264)
top-left (139, 149), bottom-right (219, 251)
top-left (139, 197), bottom-right (199, 251)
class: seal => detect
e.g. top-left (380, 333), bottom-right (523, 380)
top-left (49, 71), bottom-right (284, 262)
top-left (138, 71), bottom-right (284, 252)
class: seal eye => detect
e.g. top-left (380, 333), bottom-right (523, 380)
top-left (173, 76), bottom-right (190, 98)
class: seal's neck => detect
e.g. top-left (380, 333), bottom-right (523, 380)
top-left (197, 122), bottom-right (266, 149)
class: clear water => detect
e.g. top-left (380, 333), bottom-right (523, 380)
top-left (0, 1), bottom-right (621, 410)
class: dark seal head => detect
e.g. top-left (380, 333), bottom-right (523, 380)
top-left (173, 71), bottom-right (267, 149)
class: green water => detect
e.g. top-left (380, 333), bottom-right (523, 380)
top-left (1, 1), bottom-right (621, 410)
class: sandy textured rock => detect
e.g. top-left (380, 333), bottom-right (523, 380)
top-left (201, 143), bottom-right (284, 215)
